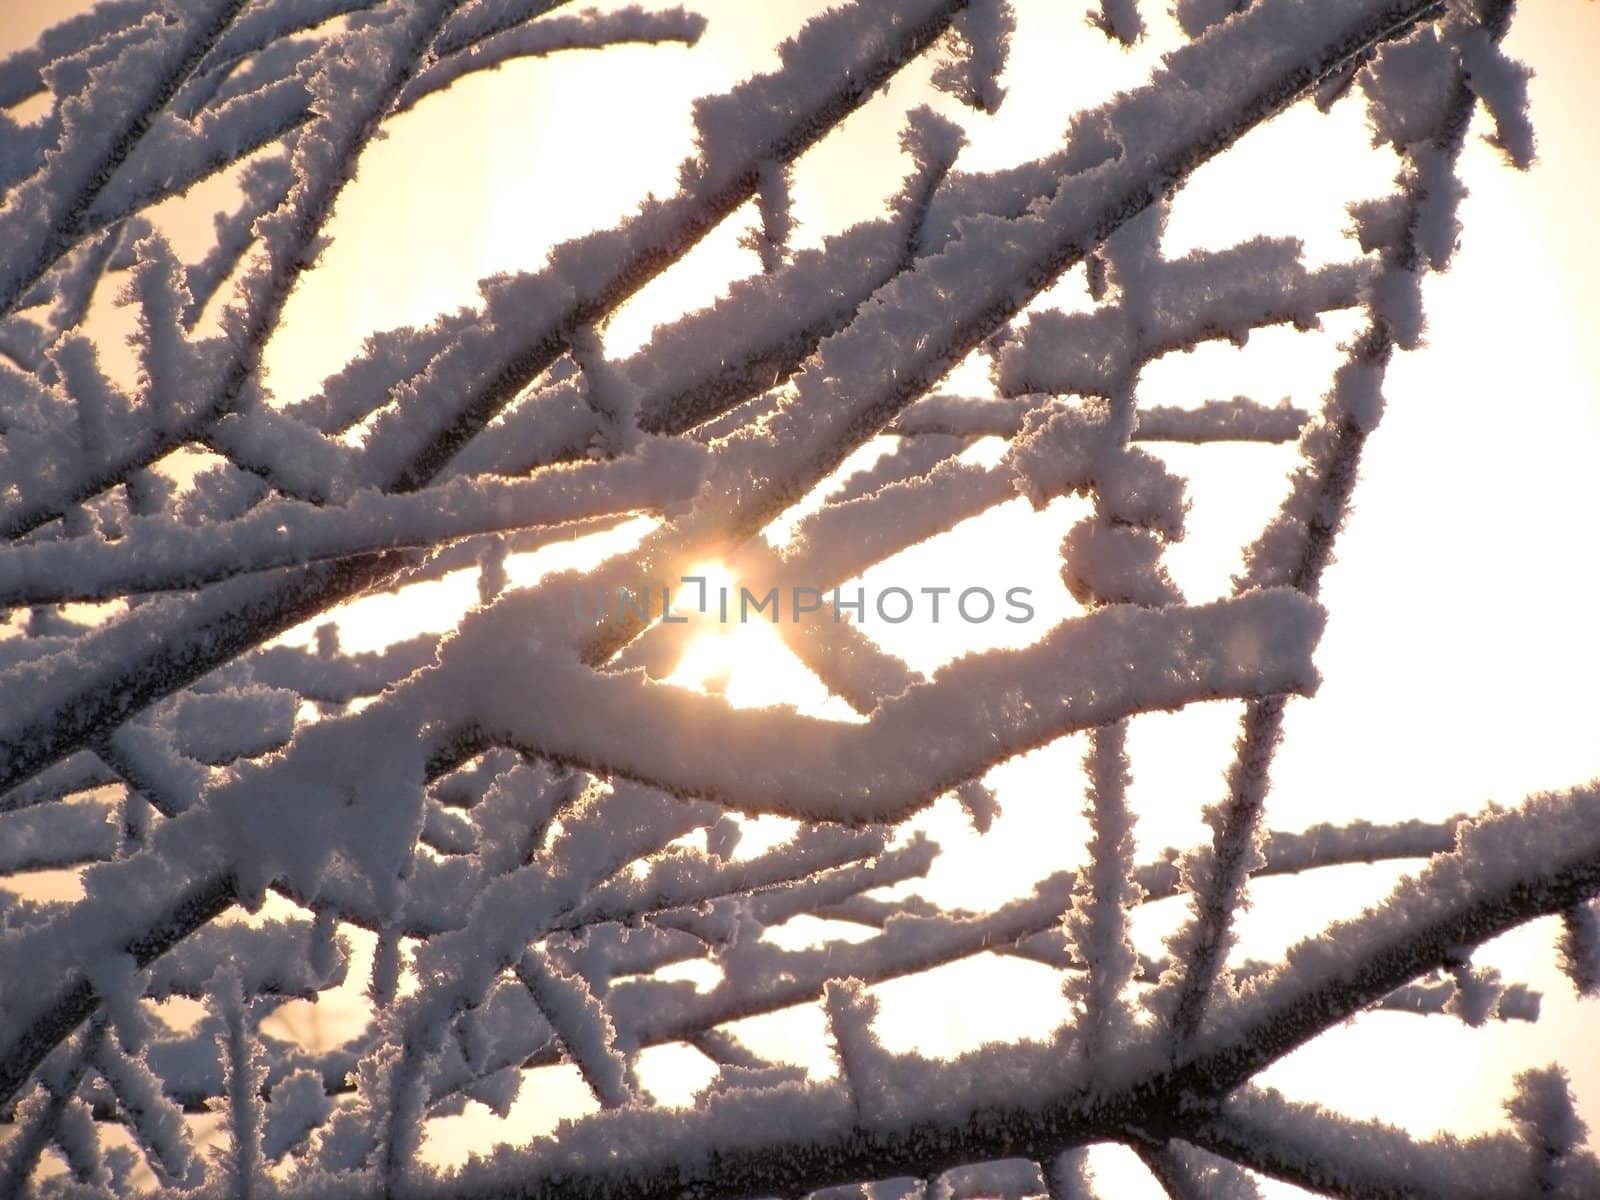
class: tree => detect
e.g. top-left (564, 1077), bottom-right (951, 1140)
top-left (0, 0), bottom-right (1596, 1195)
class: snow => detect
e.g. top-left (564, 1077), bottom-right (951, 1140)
top-left (359, 0), bottom-right (968, 488)
top-left (1061, 518), bottom-right (1181, 608)
top-left (997, 240), bottom-right (1369, 400)
top-left (1004, 399), bottom-right (1187, 538)
top-left (1176, 0), bottom-right (1254, 39)
top-left (743, 158), bottom-right (794, 274)
top-left (436, 0), bottom-right (569, 57)
top-left (1559, 903), bottom-right (1600, 997)
top-left (1063, 723), bottom-right (1141, 1058)
top-left (265, 1067), bottom-right (335, 1160)
top-left (146, 917), bottom-right (347, 1001)
top-left (1459, 28), bottom-right (1536, 169)
top-left (0, 437), bottom-right (706, 605)
top-left (443, 588), bottom-right (1322, 823)
top-left (208, 965), bottom-right (267, 1199)
top-left (932, 0), bottom-right (1015, 113)
top-left (0, 0), bottom-right (250, 311)
top-left (1089, 0), bottom-right (1145, 48)
top-left (395, 8), bottom-right (708, 116)
top-left (0, 800), bottom-right (118, 874)
top-left (1134, 397), bottom-right (1308, 443)
top-left (1195, 1085), bottom-right (1600, 1197)
top-left (166, 686), bottom-right (297, 765)
top-left (518, 950), bottom-right (634, 1108)
top-left (204, 0), bottom-right (379, 72)
top-left (91, 69), bottom-right (313, 227)
top-left (0, 0), bottom-right (1582, 1195)
top-left (90, 1036), bottom-right (200, 1186)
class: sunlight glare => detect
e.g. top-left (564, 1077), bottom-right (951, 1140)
top-left (502, 515), bottom-right (661, 591)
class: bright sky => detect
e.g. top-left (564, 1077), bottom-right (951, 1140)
top-left (3, 1), bottom-right (1599, 1195)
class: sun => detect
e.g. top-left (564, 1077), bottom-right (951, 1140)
top-left (660, 559), bottom-right (859, 717)
top-left (662, 558), bottom-right (746, 695)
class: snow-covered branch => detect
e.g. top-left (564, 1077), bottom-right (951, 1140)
top-left (0, 0), bottom-right (1577, 1195)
